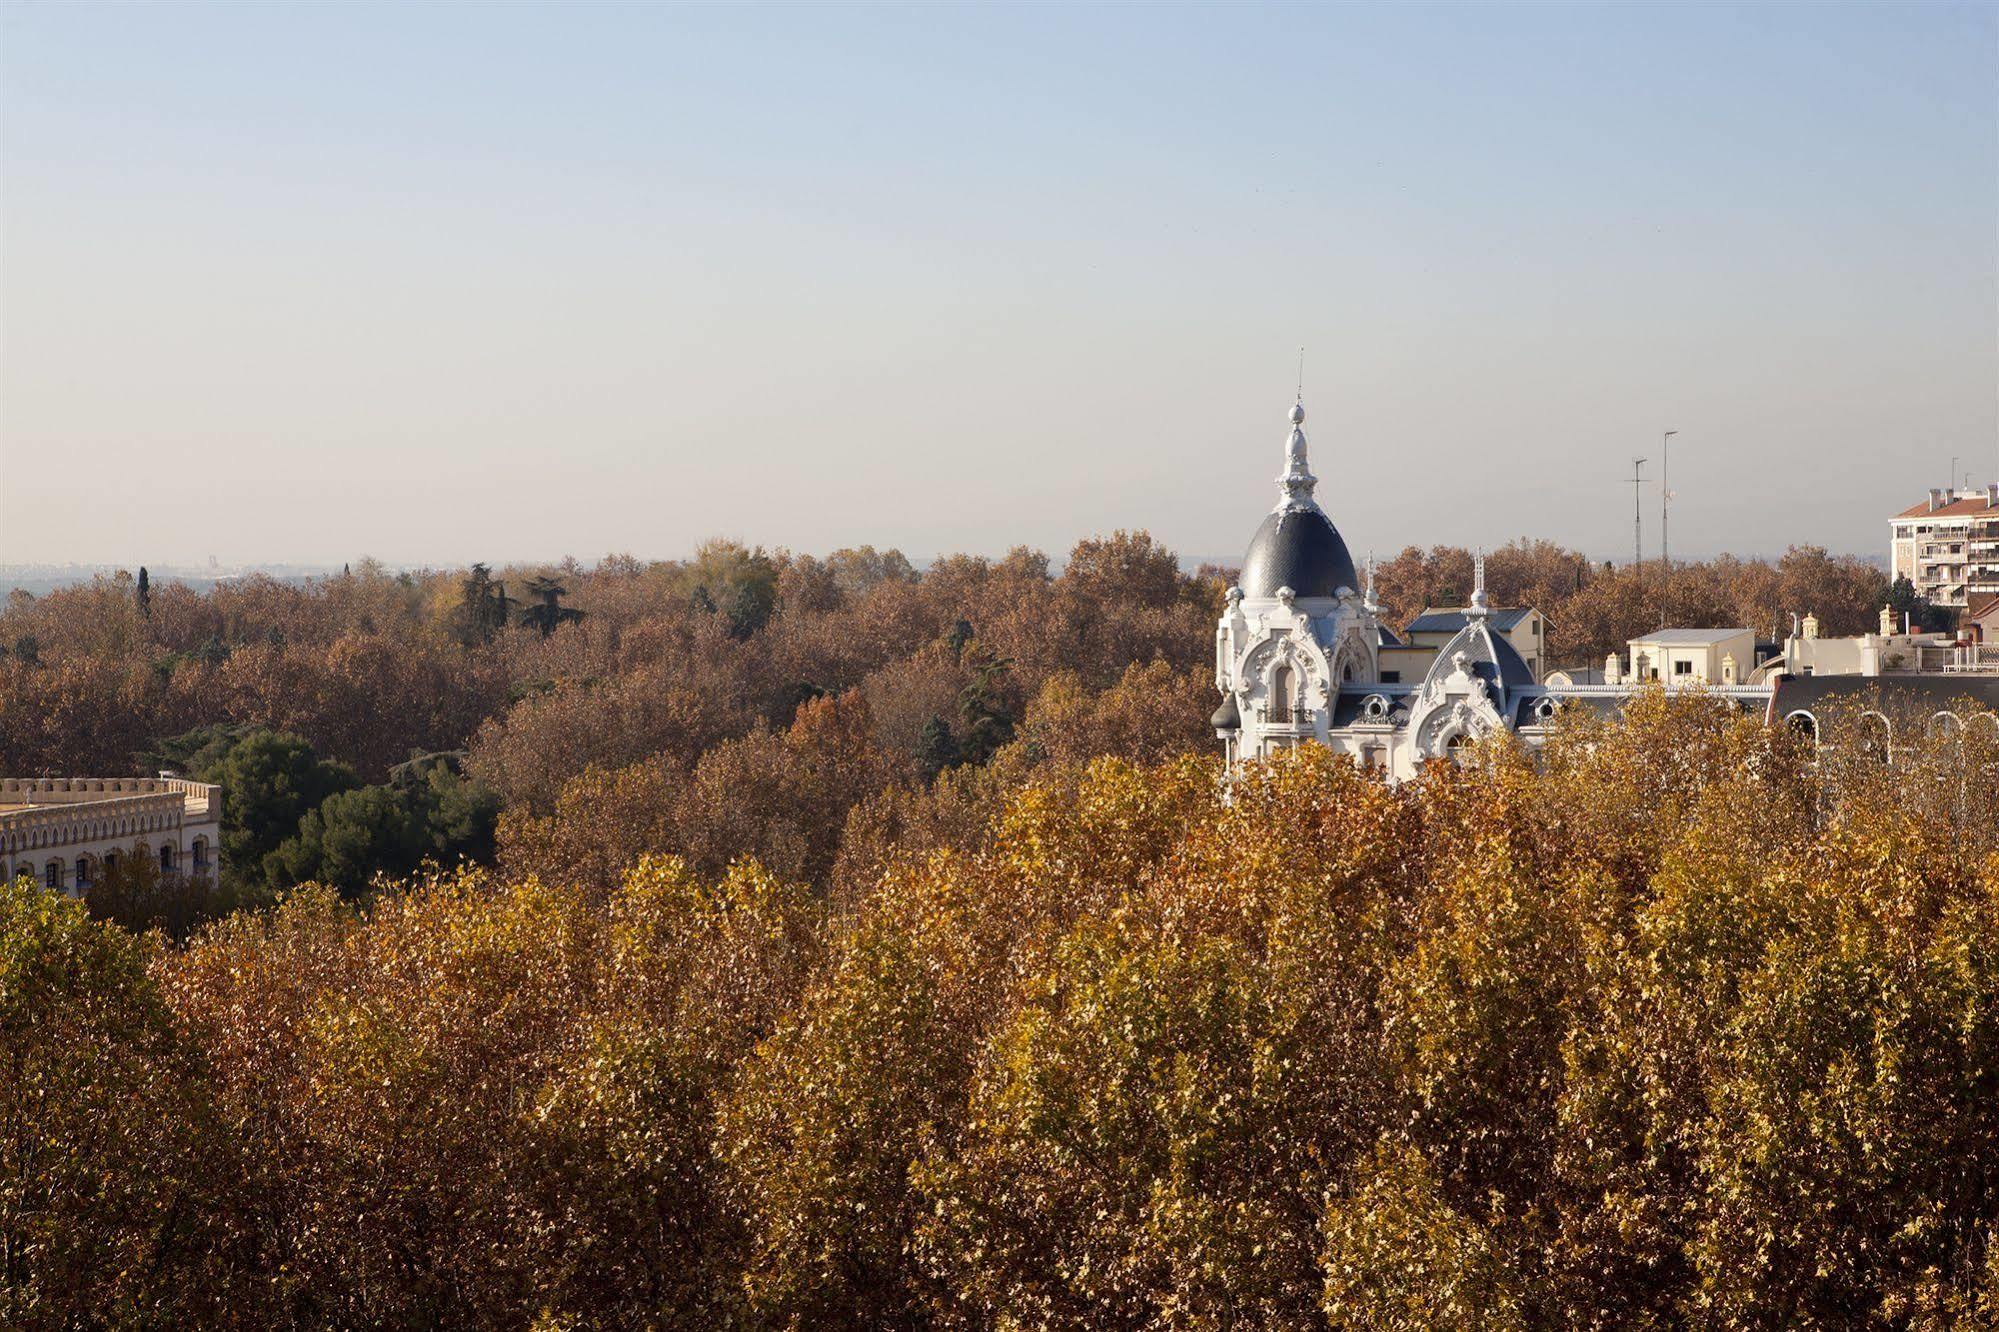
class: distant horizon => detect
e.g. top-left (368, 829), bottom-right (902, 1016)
top-left (4, 4), bottom-right (1994, 568)
top-left (0, 538), bottom-right (1894, 598)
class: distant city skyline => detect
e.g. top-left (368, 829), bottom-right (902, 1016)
top-left (3, 3), bottom-right (1994, 569)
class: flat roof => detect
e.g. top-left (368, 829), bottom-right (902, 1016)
top-left (1629, 628), bottom-right (1752, 645)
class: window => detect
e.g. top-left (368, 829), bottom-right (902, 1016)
top-left (1381, 671), bottom-right (1401, 684)
top-left (192, 838), bottom-right (209, 871)
top-left (44, 861), bottom-right (61, 890)
top-left (104, 850), bottom-right (121, 873)
top-left (1269, 664), bottom-right (1296, 724)
top-left (160, 844), bottom-right (176, 873)
top-left (1674, 660), bottom-right (1693, 676)
top-left (75, 856), bottom-right (93, 889)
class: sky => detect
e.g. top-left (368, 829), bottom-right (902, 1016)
top-left (2, 2), bottom-right (1994, 570)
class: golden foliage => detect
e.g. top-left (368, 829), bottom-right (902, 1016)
top-left (6, 692), bottom-right (1997, 1328)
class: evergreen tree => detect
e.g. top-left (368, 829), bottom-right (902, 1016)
top-left (135, 567), bottom-right (150, 619)
top-left (915, 715), bottom-right (961, 781)
top-left (455, 564), bottom-right (515, 645)
top-left (956, 652), bottom-right (1016, 765)
top-left (945, 618), bottom-right (975, 658)
top-left (1886, 575), bottom-right (1953, 635)
top-left (518, 576), bottom-right (584, 639)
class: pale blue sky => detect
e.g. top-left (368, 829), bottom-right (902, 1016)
top-left (2, 2), bottom-right (1993, 568)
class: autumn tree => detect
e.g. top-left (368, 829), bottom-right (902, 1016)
top-left (0, 878), bottom-right (237, 1329)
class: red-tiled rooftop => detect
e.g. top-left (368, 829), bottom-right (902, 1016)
top-left (1893, 496), bottom-right (1999, 519)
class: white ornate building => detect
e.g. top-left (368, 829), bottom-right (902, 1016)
top-left (1211, 401), bottom-right (1776, 779)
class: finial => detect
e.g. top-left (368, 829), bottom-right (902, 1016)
top-left (1363, 554), bottom-right (1379, 614)
top-left (1468, 550), bottom-right (1490, 619)
top-left (1296, 345), bottom-right (1305, 403)
top-left (1276, 398), bottom-right (1317, 511)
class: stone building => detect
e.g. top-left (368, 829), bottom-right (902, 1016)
top-left (0, 776), bottom-right (222, 894)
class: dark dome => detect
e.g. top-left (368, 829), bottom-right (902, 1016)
top-left (1210, 693), bottom-right (1241, 732)
top-left (1429, 619), bottom-right (1537, 700)
top-left (1239, 507), bottom-right (1359, 600)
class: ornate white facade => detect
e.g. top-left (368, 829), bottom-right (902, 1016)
top-left (1211, 401), bottom-right (1770, 778)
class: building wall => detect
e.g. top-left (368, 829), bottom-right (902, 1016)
top-left (1890, 489), bottom-right (1999, 608)
top-left (1, 777), bottom-right (223, 895)
top-left (1626, 630), bottom-right (1755, 685)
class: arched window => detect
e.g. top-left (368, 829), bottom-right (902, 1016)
top-left (44, 860), bottom-right (62, 891)
top-left (1930, 711), bottom-right (1964, 741)
top-left (1447, 732), bottom-right (1475, 764)
top-left (1858, 712), bottom-right (1891, 766)
top-left (159, 843), bottom-right (176, 873)
top-left (75, 855), bottom-right (94, 890)
top-left (1269, 664), bottom-right (1295, 724)
top-left (1786, 711), bottom-right (1819, 743)
top-left (104, 849), bottom-right (121, 876)
top-left (192, 837), bottom-right (209, 873)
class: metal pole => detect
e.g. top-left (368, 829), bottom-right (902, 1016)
top-left (1631, 457), bottom-right (1647, 571)
top-left (1661, 430), bottom-right (1678, 628)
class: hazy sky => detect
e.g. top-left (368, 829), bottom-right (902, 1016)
top-left (2, 3), bottom-right (1994, 570)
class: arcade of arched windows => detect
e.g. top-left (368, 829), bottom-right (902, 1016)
top-left (1785, 707), bottom-right (1999, 767)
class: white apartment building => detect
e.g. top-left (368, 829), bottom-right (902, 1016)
top-left (0, 776), bottom-right (223, 895)
top-left (1890, 485), bottom-right (1999, 608)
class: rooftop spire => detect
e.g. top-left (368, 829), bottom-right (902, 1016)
top-left (1363, 554), bottom-right (1380, 615)
top-left (1277, 399), bottom-right (1318, 512)
top-left (1467, 550), bottom-right (1490, 620)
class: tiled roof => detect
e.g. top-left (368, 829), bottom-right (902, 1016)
top-left (1893, 497), bottom-right (1998, 520)
top-left (1405, 607), bottom-right (1533, 634)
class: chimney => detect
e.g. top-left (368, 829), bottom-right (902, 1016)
top-left (1930, 488), bottom-right (1945, 512)
top-left (1988, 482), bottom-right (1998, 508)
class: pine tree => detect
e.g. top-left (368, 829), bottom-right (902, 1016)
top-left (519, 576), bottom-right (584, 639)
top-left (915, 716), bottom-right (961, 781)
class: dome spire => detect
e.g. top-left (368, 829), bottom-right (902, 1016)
top-left (1467, 550), bottom-right (1490, 621)
top-left (1277, 398), bottom-right (1319, 512)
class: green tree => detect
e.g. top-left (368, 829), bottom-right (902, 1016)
top-left (914, 715), bottom-right (960, 781)
top-left (1887, 575), bottom-right (1954, 635)
top-left (263, 758), bottom-right (500, 897)
top-left (135, 566), bottom-right (151, 619)
top-left (956, 650), bottom-right (1015, 765)
top-left (264, 784), bottom-right (428, 896)
top-left (518, 575), bottom-right (584, 639)
top-left (455, 563), bottom-right (515, 645)
top-left (149, 726), bottom-right (360, 899)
